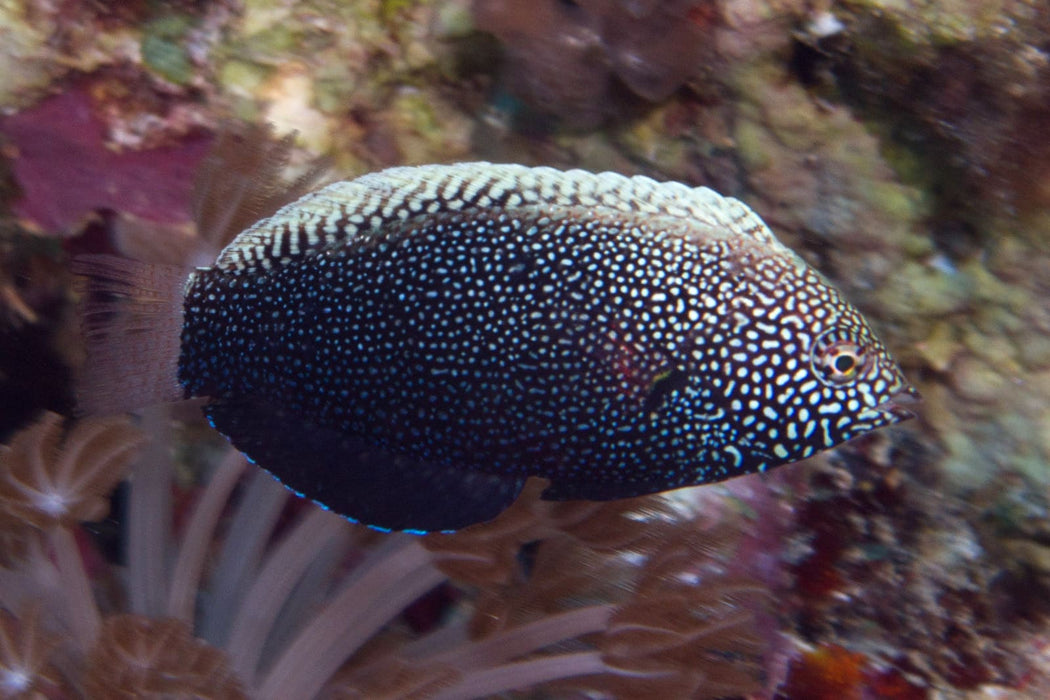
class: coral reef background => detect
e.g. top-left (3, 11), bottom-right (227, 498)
top-left (1, 0), bottom-right (1049, 697)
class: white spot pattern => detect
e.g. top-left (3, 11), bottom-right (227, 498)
top-left (182, 164), bottom-right (914, 500)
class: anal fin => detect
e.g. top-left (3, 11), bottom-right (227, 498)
top-left (204, 395), bottom-right (525, 533)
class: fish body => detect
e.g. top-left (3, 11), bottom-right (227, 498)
top-left (82, 164), bottom-right (917, 532)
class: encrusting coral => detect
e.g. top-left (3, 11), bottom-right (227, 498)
top-left (0, 409), bottom-right (770, 698)
top-left (473, 0), bottom-right (721, 126)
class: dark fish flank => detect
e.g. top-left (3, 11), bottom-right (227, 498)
top-left (177, 163), bottom-right (915, 530)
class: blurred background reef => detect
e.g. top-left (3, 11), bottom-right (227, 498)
top-left (0, 0), bottom-right (1049, 698)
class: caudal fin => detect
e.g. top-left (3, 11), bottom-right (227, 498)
top-left (72, 255), bottom-right (187, 415)
top-left (72, 123), bottom-right (324, 415)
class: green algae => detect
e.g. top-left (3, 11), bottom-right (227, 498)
top-left (432, 0), bottom-right (474, 39)
top-left (382, 88), bottom-right (472, 164)
top-left (235, 22), bottom-right (302, 59)
top-left (1019, 335), bottom-right (1050, 371)
top-left (141, 15), bottom-right (195, 85)
top-left (729, 54), bottom-right (926, 299)
top-left (0, 2), bottom-right (59, 108)
top-left (380, 0), bottom-right (430, 23)
top-left (219, 59), bottom-right (270, 99)
top-left (876, 260), bottom-right (970, 317)
top-left (848, 0), bottom-right (1009, 47)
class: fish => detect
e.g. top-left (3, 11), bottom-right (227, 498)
top-left (75, 162), bottom-right (919, 533)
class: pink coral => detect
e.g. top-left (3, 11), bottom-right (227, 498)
top-left (0, 86), bottom-right (210, 235)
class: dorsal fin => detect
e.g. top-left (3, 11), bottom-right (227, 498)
top-left (212, 163), bottom-right (780, 272)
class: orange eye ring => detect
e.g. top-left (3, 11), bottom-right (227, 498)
top-left (827, 344), bottom-right (862, 378)
top-left (811, 329), bottom-right (869, 386)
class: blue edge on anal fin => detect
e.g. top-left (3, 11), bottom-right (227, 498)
top-left (204, 396), bottom-right (526, 534)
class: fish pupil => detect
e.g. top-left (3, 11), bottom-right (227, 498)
top-left (833, 354), bottom-right (856, 374)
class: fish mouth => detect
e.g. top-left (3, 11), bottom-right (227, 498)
top-left (875, 386), bottom-right (922, 422)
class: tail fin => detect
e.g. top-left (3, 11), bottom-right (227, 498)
top-left (72, 123), bottom-right (326, 415)
top-left (72, 255), bottom-right (187, 415)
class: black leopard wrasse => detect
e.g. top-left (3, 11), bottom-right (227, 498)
top-left (75, 163), bottom-right (919, 532)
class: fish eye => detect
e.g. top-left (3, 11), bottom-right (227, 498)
top-left (811, 328), bottom-right (870, 386)
top-left (833, 353), bottom-right (856, 374)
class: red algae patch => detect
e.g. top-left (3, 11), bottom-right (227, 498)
top-left (1, 86), bottom-right (210, 235)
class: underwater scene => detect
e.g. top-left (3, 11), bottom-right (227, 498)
top-left (1, 0), bottom-right (1049, 697)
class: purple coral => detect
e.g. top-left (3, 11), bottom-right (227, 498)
top-left (0, 86), bottom-right (210, 235)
